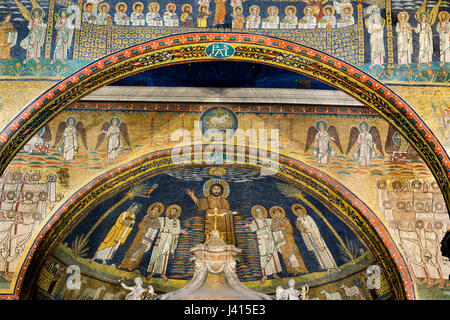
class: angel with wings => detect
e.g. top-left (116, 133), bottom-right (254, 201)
top-left (22, 124), bottom-right (52, 154)
top-left (385, 124), bottom-right (419, 163)
top-left (15, 0), bottom-right (47, 64)
top-left (414, 0), bottom-right (442, 68)
top-left (305, 120), bottom-right (343, 167)
top-left (346, 121), bottom-right (383, 169)
top-left (365, 5), bottom-right (385, 68)
top-left (95, 117), bottom-right (130, 163)
top-left (54, 116), bottom-right (87, 162)
top-left (50, 8), bottom-right (75, 65)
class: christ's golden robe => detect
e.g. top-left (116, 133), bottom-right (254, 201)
top-left (196, 196), bottom-right (235, 246)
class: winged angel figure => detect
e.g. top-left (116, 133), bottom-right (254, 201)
top-left (305, 120), bottom-right (343, 166)
top-left (54, 116), bottom-right (88, 162)
top-left (346, 121), bottom-right (383, 168)
top-left (95, 117), bottom-right (130, 163)
top-left (414, 0), bottom-right (442, 68)
top-left (14, 0), bottom-right (46, 64)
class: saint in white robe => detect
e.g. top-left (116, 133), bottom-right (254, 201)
top-left (366, 13), bottom-right (385, 66)
top-left (96, 13), bottom-right (112, 26)
top-left (396, 22), bottom-right (413, 65)
top-left (107, 126), bottom-right (122, 160)
top-left (53, 17), bottom-right (74, 61)
top-left (313, 131), bottom-right (336, 165)
top-left (415, 22), bottom-right (433, 64)
top-left (146, 12), bottom-right (163, 26)
top-left (163, 11), bottom-right (179, 27)
top-left (437, 21), bottom-right (449, 64)
top-left (246, 14), bottom-right (261, 29)
top-left (114, 12), bottom-right (130, 26)
top-left (318, 14), bottom-right (336, 28)
top-left (280, 15), bottom-right (297, 29)
top-left (20, 18), bottom-right (46, 61)
top-left (299, 14), bottom-right (316, 29)
top-left (262, 14), bottom-right (279, 29)
top-left (295, 215), bottom-right (337, 271)
top-left (353, 132), bottom-right (376, 167)
top-left (131, 12), bottom-right (146, 26)
top-left (82, 12), bottom-right (97, 24)
top-left (147, 216), bottom-right (181, 275)
top-left (58, 126), bottom-right (78, 161)
top-left (249, 217), bottom-right (282, 276)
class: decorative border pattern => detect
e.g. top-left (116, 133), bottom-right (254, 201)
top-left (0, 33), bottom-right (448, 213)
top-left (12, 147), bottom-right (414, 300)
top-left (70, 102), bottom-right (380, 115)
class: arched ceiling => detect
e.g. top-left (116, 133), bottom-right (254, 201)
top-left (0, 33), bottom-right (448, 211)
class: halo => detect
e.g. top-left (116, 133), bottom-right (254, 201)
top-left (342, 4), bottom-right (353, 15)
top-left (323, 4), bottom-right (335, 16)
top-left (109, 117), bottom-right (120, 126)
top-left (25, 191), bottom-right (34, 200)
top-left (7, 191), bottom-right (16, 200)
top-left (166, 2), bottom-right (176, 12)
top-left (31, 173), bottom-right (40, 182)
top-left (233, 5), bottom-right (243, 13)
top-left (12, 172), bottom-right (22, 180)
top-left (58, 8), bottom-right (68, 18)
top-left (358, 121), bottom-right (370, 132)
top-left (291, 203), bottom-right (306, 216)
top-left (115, 2), bottom-right (128, 12)
top-left (438, 11), bottom-right (449, 22)
top-left (147, 202), bottom-right (164, 216)
top-left (398, 11), bottom-right (409, 22)
top-left (166, 204), bottom-right (182, 218)
top-left (303, 5), bottom-right (314, 16)
top-left (249, 5), bottom-right (260, 15)
top-left (148, 2), bottom-right (160, 12)
top-left (418, 11), bottom-right (430, 22)
top-left (83, 1), bottom-right (94, 12)
top-left (66, 116), bottom-right (77, 126)
top-left (411, 180), bottom-right (422, 191)
top-left (269, 206), bottom-right (286, 218)
top-left (99, 2), bottom-right (110, 12)
top-left (132, 2), bottom-right (144, 12)
top-left (267, 6), bottom-right (279, 16)
top-left (251, 205), bottom-right (267, 219)
top-left (285, 5), bottom-right (297, 16)
top-left (39, 191), bottom-right (48, 201)
top-left (203, 179), bottom-right (230, 198)
top-left (31, 7), bottom-right (44, 18)
top-left (32, 212), bottom-right (41, 221)
top-left (315, 120), bottom-right (328, 131)
top-left (181, 4), bottom-right (192, 12)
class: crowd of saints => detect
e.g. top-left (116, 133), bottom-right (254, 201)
top-left (0, 0), bottom-right (448, 69)
top-left (87, 180), bottom-right (344, 285)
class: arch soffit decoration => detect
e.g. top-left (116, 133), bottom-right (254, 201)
top-left (0, 33), bottom-right (448, 210)
top-left (15, 146), bottom-right (414, 300)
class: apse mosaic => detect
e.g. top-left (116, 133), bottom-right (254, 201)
top-left (0, 102), bottom-right (448, 299)
top-left (0, 0), bottom-right (448, 82)
top-left (32, 166), bottom-right (395, 300)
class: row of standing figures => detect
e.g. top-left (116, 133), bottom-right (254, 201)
top-left (0, 1), bottom-right (449, 68)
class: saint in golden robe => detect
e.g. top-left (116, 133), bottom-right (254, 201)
top-left (187, 182), bottom-right (235, 245)
top-left (213, 0), bottom-right (227, 26)
top-left (270, 206), bottom-right (308, 274)
top-left (92, 203), bottom-right (141, 264)
top-left (0, 14), bottom-right (17, 60)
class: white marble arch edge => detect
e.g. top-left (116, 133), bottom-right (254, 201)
top-left (81, 86), bottom-right (365, 106)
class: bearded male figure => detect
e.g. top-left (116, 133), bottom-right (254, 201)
top-left (187, 182), bottom-right (235, 245)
